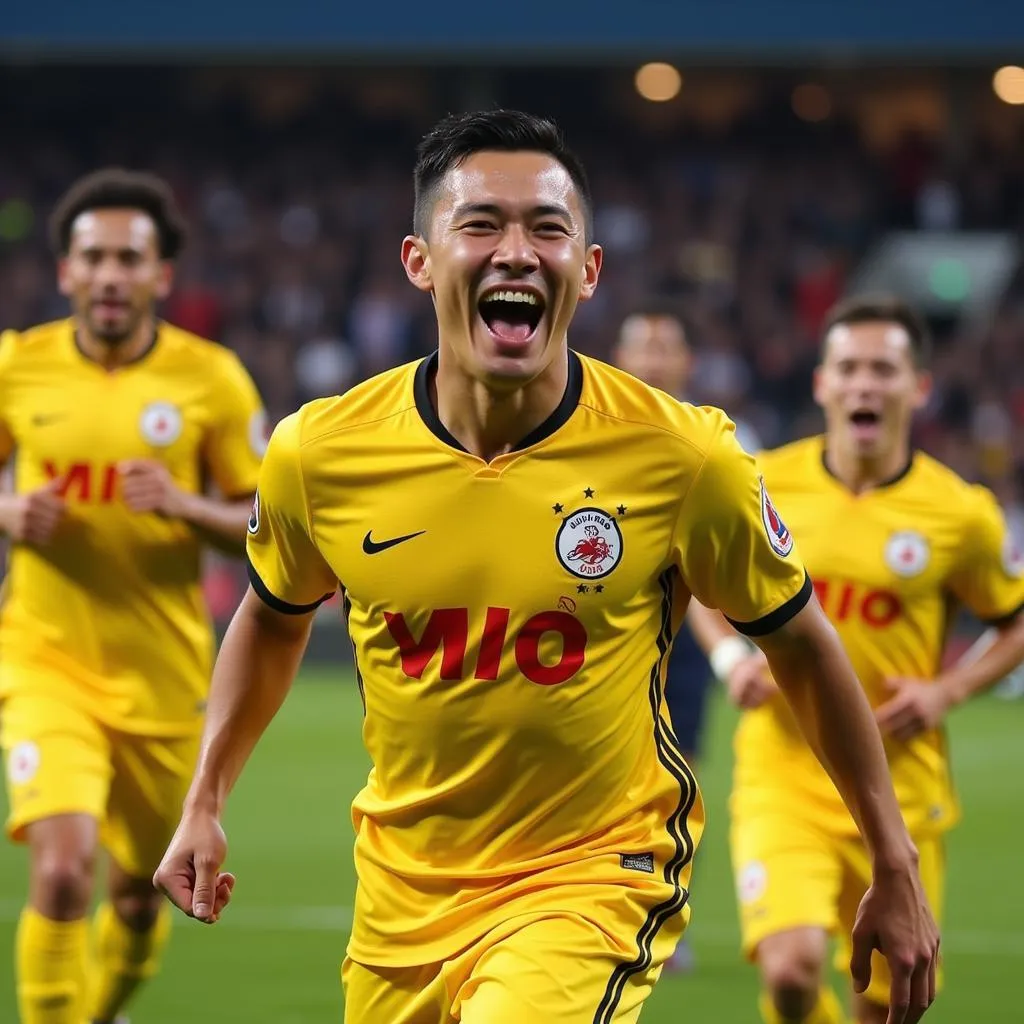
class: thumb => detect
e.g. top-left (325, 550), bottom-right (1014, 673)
top-left (191, 858), bottom-right (218, 920)
top-left (884, 676), bottom-right (903, 691)
top-left (849, 926), bottom-right (875, 994)
top-left (41, 475), bottom-right (65, 494)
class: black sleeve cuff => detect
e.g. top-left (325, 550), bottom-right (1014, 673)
top-left (246, 557), bottom-right (334, 615)
top-left (726, 571), bottom-right (814, 638)
top-left (980, 599), bottom-right (1024, 628)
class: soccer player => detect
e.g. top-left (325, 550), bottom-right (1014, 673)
top-left (0, 169), bottom-right (267, 1024)
top-left (687, 295), bottom-right (1024, 1024)
top-left (155, 111), bottom-right (938, 1024)
top-left (612, 303), bottom-right (763, 974)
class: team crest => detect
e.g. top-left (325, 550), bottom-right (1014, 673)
top-left (737, 860), bottom-right (768, 904)
top-left (760, 479), bottom-right (793, 557)
top-left (247, 490), bottom-right (261, 535)
top-left (556, 507), bottom-right (623, 580)
top-left (139, 401), bottom-right (183, 447)
top-left (885, 530), bottom-right (930, 578)
top-left (7, 740), bottom-right (40, 786)
top-left (249, 409), bottom-right (270, 458)
top-left (1003, 534), bottom-right (1024, 578)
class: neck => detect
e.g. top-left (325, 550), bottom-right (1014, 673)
top-left (824, 436), bottom-right (911, 494)
top-left (76, 315), bottom-right (156, 370)
top-left (433, 348), bottom-right (569, 462)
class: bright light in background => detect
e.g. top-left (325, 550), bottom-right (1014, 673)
top-left (792, 83), bottom-right (832, 122)
top-left (993, 66), bottom-right (1024, 105)
top-left (635, 63), bottom-right (682, 103)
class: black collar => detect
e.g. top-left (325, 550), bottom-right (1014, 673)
top-left (74, 323), bottom-right (160, 369)
top-left (820, 447), bottom-right (916, 491)
top-left (413, 350), bottom-right (583, 455)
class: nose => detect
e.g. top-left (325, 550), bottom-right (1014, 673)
top-left (491, 223), bottom-right (539, 275)
top-left (93, 256), bottom-right (129, 291)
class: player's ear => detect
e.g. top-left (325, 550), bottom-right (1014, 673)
top-left (154, 260), bottom-right (174, 302)
top-left (578, 244), bottom-right (603, 302)
top-left (402, 236), bottom-right (433, 294)
top-left (811, 364), bottom-right (827, 408)
top-left (913, 369), bottom-right (933, 410)
top-left (56, 257), bottom-right (73, 298)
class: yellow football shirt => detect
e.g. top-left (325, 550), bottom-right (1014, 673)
top-left (0, 319), bottom-right (266, 735)
top-left (733, 436), bottom-right (1024, 837)
top-left (246, 350), bottom-right (811, 966)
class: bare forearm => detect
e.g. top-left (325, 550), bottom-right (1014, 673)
top-left (179, 493), bottom-right (252, 555)
top-left (0, 493), bottom-right (18, 535)
top-left (685, 599), bottom-right (735, 653)
top-left (939, 617), bottom-right (1024, 704)
top-left (186, 589), bottom-right (313, 816)
top-left (757, 605), bottom-right (916, 870)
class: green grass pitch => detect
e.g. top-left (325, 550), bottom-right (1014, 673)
top-left (1, 670), bottom-right (1020, 1021)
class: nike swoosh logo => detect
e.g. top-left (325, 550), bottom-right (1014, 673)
top-left (362, 530), bottom-right (426, 554)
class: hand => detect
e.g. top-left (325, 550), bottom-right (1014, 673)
top-left (875, 678), bottom-right (952, 742)
top-left (850, 857), bottom-right (940, 1024)
top-left (153, 809), bottom-right (236, 924)
top-left (725, 652), bottom-right (778, 709)
top-left (1, 478), bottom-right (66, 545)
top-left (119, 459), bottom-right (189, 517)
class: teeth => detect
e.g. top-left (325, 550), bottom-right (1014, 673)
top-left (482, 290), bottom-right (539, 305)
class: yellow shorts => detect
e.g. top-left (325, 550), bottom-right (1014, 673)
top-left (730, 801), bottom-right (945, 1006)
top-left (342, 902), bottom-right (688, 1024)
top-left (1, 691), bottom-right (200, 878)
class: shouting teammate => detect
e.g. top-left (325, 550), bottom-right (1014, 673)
top-left (0, 169), bottom-right (266, 1024)
top-left (156, 112), bottom-right (938, 1024)
top-left (689, 295), bottom-right (1024, 1024)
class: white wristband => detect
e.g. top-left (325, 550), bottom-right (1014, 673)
top-left (709, 635), bottom-right (751, 681)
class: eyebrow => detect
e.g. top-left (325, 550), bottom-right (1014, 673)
top-left (451, 202), bottom-right (574, 222)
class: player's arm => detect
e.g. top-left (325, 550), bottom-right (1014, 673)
top-left (877, 491), bottom-right (1024, 740)
top-left (675, 418), bottom-right (938, 1024)
top-left (121, 353), bottom-right (269, 556)
top-left (685, 599), bottom-right (775, 709)
top-left (119, 459), bottom-right (254, 555)
top-left (0, 329), bottom-right (67, 544)
top-left (154, 412), bottom-right (337, 923)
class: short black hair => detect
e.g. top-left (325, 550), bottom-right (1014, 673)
top-left (49, 167), bottom-right (187, 260)
top-left (412, 109), bottom-right (593, 241)
top-left (821, 294), bottom-right (932, 368)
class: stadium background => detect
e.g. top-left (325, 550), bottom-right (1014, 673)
top-left (1, 4), bottom-right (1023, 1020)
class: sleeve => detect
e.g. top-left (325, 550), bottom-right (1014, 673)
top-left (203, 351), bottom-right (269, 499)
top-left (245, 411), bottom-right (338, 614)
top-left (946, 486), bottom-right (1024, 624)
top-left (0, 331), bottom-right (19, 464)
top-left (673, 416), bottom-right (812, 636)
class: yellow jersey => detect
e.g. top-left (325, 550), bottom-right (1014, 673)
top-left (734, 436), bottom-right (1024, 837)
top-left (246, 350), bottom-right (811, 966)
top-left (0, 319), bottom-right (266, 736)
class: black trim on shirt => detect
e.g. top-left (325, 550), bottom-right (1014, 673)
top-left (981, 599), bottom-right (1024, 628)
top-left (726, 571), bottom-right (814, 638)
top-left (821, 448), bottom-right (916, 491)
top-left (74, 324), bottom-right (160, 368)
top-left (246, 557), bottom-right (333, 615)
top-left (413, 349), bottom-right (584, 454)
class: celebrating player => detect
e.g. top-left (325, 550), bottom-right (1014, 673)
top-left (688, 295), bottom-right (1024, 1024)
top-left (155, 112), bottom-right (938, 1024)
top-left (0, 169), bottom-right (267, 1024)
top-left (612, 303), bottom-right (763, 974)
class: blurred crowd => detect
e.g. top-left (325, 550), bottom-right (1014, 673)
top-left (3, 64), bottom-right (1024, 552)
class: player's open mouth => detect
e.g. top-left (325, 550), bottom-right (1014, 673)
top-left (849, 409), bottom-right (882, 438)
top-left (478, 287), bottom-right (545, 347)
top-left (849, 410), bottom-right (880, 426)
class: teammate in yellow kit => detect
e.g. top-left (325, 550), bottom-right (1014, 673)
top-left (0, 169), bottom-right (266, 1024)
top-left (689, 295), bottom-right (1024, 1024)
top-left (156, 112), bottom-right (938, 1024)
